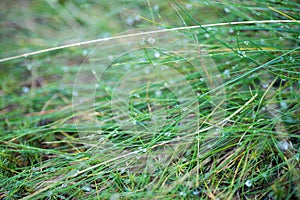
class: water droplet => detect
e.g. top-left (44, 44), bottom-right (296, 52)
top-left (280, 100), bottom-right (287, 109)
top-left (134, 15), bottom-right (141, 22)
top-left (223, 69), bottom-right (230, 78)
top-left (95, 83), bottom-right (100, 88)
top-left (97, 130), bottom-right (102, 135)
top-left (82, 50), bottom-right (88, 56)
top-left (277, 140), bottom-right (289, 151)
top-left (179, 191), bottom-right (187, 197)
top-left (224, 7), bottom-right (230, 13)
top-left (262, 83), bottom-right (269, 89)
top-left (108, 55), bottom-right (114, 61)
top-left (26, 64), bottom-right (32, 71)
top-left (133, 93), bottom-right (140, 98)
top-left (154, 51), bottom-right (160, 58)
top-left (200, 77), bottom-right (205, 82)
top-left (164, 132), bottom-right (171, 137)
top-left (62, 66), bottom-right (68, 72)
top-left (193, 190), bottom-right (200, 195)
top-left (155, 90), bottom-right (162, 97)
top-left (279, 37), bottom-right (284, 41)
top-left (229, 28), bottom-right (234, 33)
top-left (73, 91), bottom-right (78, 96)
top-left (153, 4), bottom-right (159, 12)
top-left (148, 37), bottom-right (156, 44)
top-left (185, 3), bottom-right (193, 10)
top-left (22, 86), bottom-right (30, 93)
top-left (245, 180), bottom-right (252, 187)
top-left (99, 137), bottom-right (105, 142)
top-left (82, 185), bottom-right (92, 192)
top-left (204, 33), bottom-right (210, 39)
top-left (61, 183), bottom-right (68, 188)
top-left (244, 40), bottom-right (249, 45)
top-left (24, 54), bottom-right (28, 58)
top-left (126, 17), bottom-right (134, 26)
top-left (238, 50), bottom-right (246, 57)
top-left (289, 56), bottom-right (295, 63)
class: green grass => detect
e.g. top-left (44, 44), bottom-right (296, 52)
top-left (0, 0), bottom-right (299, 199)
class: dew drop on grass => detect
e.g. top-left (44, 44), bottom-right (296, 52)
top-left (155, 90), bottom-right (162, 97)
top-left (22, 86), bottom-right (30, 93)
top-left (82, 185), bottom-right (92, 192)
top-left (223, 69), bottom-right (230, 78)
top-left (153, 4), bottom-right (159, 12)
top-left (26, 64), bottom-right (32, 71)
top-left (179, 191), bottom-right (187, 197)
top-left (134, 15), bottom-right (140, 22)
top-left (244, 40), bottom-right (249, 45)
top-left (277, 140), bottom-right (289, 151)
top-left (95, 83), bottom-right (100, 88)
top-left (262, 83), bottom-right (269, 89)
top-left (193, 190), bottom-right (200, 195)
top-left (148, 37), bottom-right (156, 44)
top-left (224, 7), bottom-right (230, 13)
top-left (204, 33), bottom-right (210, 39)
top-left (289, 56), bottom-right (295, 63)
top-left (185, 3), bottom-right (193, 10)
top-left (108, 55), bottom-right (114, 61)
top-left (245, 180), bottom-right (252, 187)
top-left (164, 132), bottom-right (171, 137)
top-left (82, 50), bottom-right (88, 56)
top-left (154, 51), bottom-right (160, 58)
top-left (126, 17), bottom-right (134, 26)
top-left (200, 77), bottom-right (205, 82)
top-left (61, 183), bottom-right (68, 188)
top-left (280, 100), bottom-right (287, 109)
top-left (229, 28), bottom-right (234, 33)
top-left (279, 37), bottom-right (284, 41)
top-left (73, 91), bottom-right (78, 96)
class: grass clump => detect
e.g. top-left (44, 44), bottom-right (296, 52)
top-left (0, 0), bottom-right (299, 199)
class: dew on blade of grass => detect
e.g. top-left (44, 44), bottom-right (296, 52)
top-left (223, 69), bottom-right (230, 78)
top-left (126, 17), bottom-right (134, 26)
top-left (224, 7), bottom-right (230, 13)
top-left (277, 140), bottom-right (289, 151)
top-left (95, 83), bottom-right (100, 88)
top-left (26, 64), bottom-right (32, 71)
top-left (134, 15), bottom-right (140, 22)
top-left (262, 83), bottom-right (269, 89)
top-left (154, 51), bottom-right (160, 58)
top-left (82, 185), bottom-right (92, 192)
top-left (193, 189), bottom-right (200, 195)
top-left (185, 3), bottom-right (193, 10)
top-left (200, 77), bottom-right (205, 82)
top-left (22, 86), bottom-right (30, 93)
top-left (82, 50), bottom-right (88, 56)
top-left (280, 100), bottom-right (287, 109)
top-left (279, 37), bottom-right (284, 41)
top-left (204, 33), bottom-right (210, 39)
top-left (61, 183), bottom-right (68, 188)
top-left (153, 4), bottom-right (159, 12)
top-left (148, 37), bottom-right (156, 44)
top-left (245, 179), bottom-right (252, 187)
top-left (244, 40), bottom-right (249, 45)
top-left (108, 55), bottom-right (114, 61)
top-left (179, 191), bottom-right (187, 197)
top-left (164, 132), bottom-right (171, 137)
top-left (155, 90), bottom-right (162, 97)
top-left (289, 56), bottom-right (295, 63)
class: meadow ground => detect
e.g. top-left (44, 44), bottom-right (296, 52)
top-left (0, 0), bottom-right (299, 199)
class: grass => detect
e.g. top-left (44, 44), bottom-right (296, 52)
top-left (0, 0), bottom-right (299, 199)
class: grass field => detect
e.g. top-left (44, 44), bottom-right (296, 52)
top-left (0, 0), bottom-right (299, 199)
